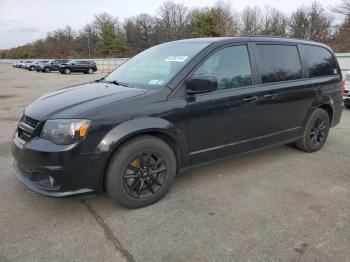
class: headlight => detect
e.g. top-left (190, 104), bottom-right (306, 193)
top-left (40, 119), bottom-right (91, 145)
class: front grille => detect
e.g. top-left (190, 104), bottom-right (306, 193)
top-left (23, 115), bottom-right (38, 128)
top-left (17, 115), bottom-right (39, 141)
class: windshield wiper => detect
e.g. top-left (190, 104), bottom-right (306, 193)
top-left (103, 80), bottom-right (132, 87)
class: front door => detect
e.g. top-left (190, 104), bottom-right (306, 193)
top-left (187, 44), bottom-right (261, 165)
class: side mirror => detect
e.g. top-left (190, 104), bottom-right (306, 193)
top-left (187, 75), bottom-right (218, 95)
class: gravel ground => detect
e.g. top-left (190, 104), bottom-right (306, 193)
top-left (0, 63), bottom-right (350, 262)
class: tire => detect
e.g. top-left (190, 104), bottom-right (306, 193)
top-left (105, 135), bottom-right (177, 208)
top-left (87, 68), bottom-right (93, 74)
top-left (64, 68), bottom-right (71, 74)
top-left (295, 108), bottom-right (330, 152)
top-left (29, 66), bottom-right (35, 71)
top-left (44, 67), bottom-right (50, 73)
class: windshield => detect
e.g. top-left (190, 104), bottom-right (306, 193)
top-left (104, 41), bottom-right (210, 88)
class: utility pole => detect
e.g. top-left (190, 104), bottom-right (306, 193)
top-left (87, 31), bottom-right (91, 59)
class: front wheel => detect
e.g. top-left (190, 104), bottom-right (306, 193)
top-left (105, 135), bottom-right (177, 208)
top-left (295, 108), bottom-right (330, 152)
top-left (87, 68), bottom-right (93, 74)
top-left (64, 68), bottom-right (71, 74)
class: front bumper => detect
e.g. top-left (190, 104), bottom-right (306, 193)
top-left (12, 134), bottom-right (103, 197)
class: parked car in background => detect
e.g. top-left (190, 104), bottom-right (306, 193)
top-left (36, 59), bottom-right (70, 73)
top-left (13, 61), bottom-right (23, 68)
top-left (59, 60), bottom-right (97, 74)
top-left (25, 60), bottom-right (50, 71)
top-left (12, 37), bottom-right (343, 208)
top-left (344, 70), bottom-right (350, 108)
top-left (17, 60), bottom-right (33, 68)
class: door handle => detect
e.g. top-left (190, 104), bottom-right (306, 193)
top-left (263, 93), bottom-right (277, 99)
top-left (242, 96), bottom-right (258, 103)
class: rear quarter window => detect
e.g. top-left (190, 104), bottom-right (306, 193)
top-left (256, 44), bottom-right (302, 84)
top-left (303, 45), bottom-right (335, 78)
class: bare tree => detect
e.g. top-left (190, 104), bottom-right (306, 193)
top-left (124, 14), bottom-right (157, 55)
top-left (308, 2), bottom-right (333, 42)
top-left (331, 0), bottom-right (350, 51)
top-left (157, 1), bottom-right (191, 41)
top-left (261, 6), bottom-right (288, 36)
top-left (46, 26), bottom-right (75, 58)
top-left (289, 7), bottom-right (310, 38)
top-left (214, 1), bottom-right (240, 36)
top-left (289, 2), bottom-right (333, 42)
top-left (240, 7), bottom-right (262, 35)
top-left (333, 0), bottom-right (350, 15)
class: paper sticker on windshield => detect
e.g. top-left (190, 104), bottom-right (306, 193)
top-left (148, 80), bottom-right (164, 85)
top-left (165, 56), bottom-right (188, 62)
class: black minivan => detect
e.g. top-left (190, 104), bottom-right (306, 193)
top-left (12, 37), bottom-right (344, 208)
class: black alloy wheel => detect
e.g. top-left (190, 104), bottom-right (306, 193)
top-left (309, 118), bottom-right (327, 146)
top-left (123, 152), bottom-right (167, 199)
top-left (106, 135), bottom-right (176, 208)
top-left (295, 108), bottom-right (330, 152)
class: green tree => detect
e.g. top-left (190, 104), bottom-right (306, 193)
top-left (93, 13), bottom-right (126, 57)
top-left (192, 9), bottom-right (224, 37)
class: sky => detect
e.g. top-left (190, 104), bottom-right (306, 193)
top-left (0, 0), bottom-right (344, 49)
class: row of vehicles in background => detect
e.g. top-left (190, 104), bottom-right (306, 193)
top-left (343, 70), bottom-right (350, 108)
top-left (13, 59), bottom-right (97, 74)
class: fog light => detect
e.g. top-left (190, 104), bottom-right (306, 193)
top-left (49, 176), bottom-right (56, 186)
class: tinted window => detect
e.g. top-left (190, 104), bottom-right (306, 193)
top-left (256, 45), bottom-right (302, 83)
top-left (304, 45), bottom-right (334, 77)
top-left (194, 45), bottom-right (252, 90)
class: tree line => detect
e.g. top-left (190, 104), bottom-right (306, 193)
top-left (1, 0), bottom-right (349, 59)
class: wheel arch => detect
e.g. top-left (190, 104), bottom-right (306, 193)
top-left (302, 96), bottom-right (335, 128)
top-left (95, 117), bottom-right (188, 190)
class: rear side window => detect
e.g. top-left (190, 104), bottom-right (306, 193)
top-left (304, 45), bottom-right (334, 78)
top-left (194, 45), bottom-right (252, 90)
top-left (256, 44), bottom-right (302, 84)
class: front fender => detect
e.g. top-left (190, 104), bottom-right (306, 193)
top-left (95, 117), bottom-right (189, 170)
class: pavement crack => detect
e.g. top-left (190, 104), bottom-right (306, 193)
top-left (81, 200), bottom-right (135, 262)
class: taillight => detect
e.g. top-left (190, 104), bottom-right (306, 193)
top-left (342, 80), bottom-right (345, 96)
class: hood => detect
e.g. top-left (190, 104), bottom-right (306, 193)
top-left (25, 82), bottom-right (148, 120)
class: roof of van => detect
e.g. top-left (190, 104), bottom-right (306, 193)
top-left (172, 36), bottom-right (330, 49)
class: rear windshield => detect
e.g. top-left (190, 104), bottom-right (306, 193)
top-left (105, 41), bottom-right (210, 88)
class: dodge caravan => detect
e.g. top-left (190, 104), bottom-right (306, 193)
top-left (12, 37), bottom-right (344, 208)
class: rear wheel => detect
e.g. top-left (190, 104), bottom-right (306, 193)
top-left (295, 108), bottom-right (330, 152)
top-left (44, 67), bottom-right (50, 73)
top-left (29, 66), bottom-right (35, 71)
top-left (105, 135), bottom-right (176, 208)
